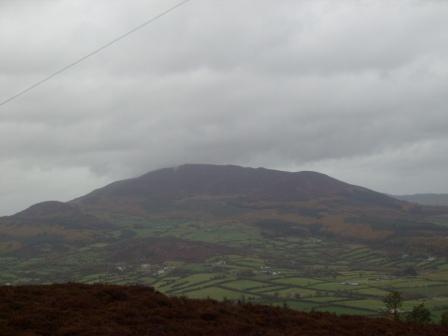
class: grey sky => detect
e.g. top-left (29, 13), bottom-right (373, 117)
top-left (1, 0), bottom-right (448, 215)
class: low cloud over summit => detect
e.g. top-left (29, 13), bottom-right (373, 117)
top-left (1, 0), bottom-right (448, 214)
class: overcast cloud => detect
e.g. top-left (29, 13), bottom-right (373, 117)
top-left (1, 0), bottom-right (448, 215)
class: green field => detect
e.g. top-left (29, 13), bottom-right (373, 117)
top-left (1, 219), bottom-right (448, 321)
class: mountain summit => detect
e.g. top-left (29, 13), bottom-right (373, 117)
top-left (73, 164), bottom-right (402, 213)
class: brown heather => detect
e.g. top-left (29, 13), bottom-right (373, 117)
top-left (0, 284), bottom-right (447, 336)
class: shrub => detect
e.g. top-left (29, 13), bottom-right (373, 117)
top-left (441, 311), bottom-right (448, 326)
top-left (406, 303), bottom-right (431, 325)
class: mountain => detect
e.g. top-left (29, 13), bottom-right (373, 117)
top-left (2, 164), bottom-right (448, 254)
top-left (2, 164), bottom-right (448, 318)
top-left (69, 164), bottom-right (448, 247)
top-left (71, 164), bottom-right (405, 231)
top-left (395, 194), bottom-right (448, 207)
top-left (1, 284), bottom-right (447, 336)
top-left (74, 164), bottom-right (403, 210)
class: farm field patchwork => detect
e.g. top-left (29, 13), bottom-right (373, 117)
top-left (1, 219), bottom-right (448, 321)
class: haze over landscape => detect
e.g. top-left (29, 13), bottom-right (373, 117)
top-left (1, 0), bottom-right (448, 335)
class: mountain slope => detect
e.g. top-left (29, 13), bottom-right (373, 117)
top-left (10, 201), bottom-right (111, 229)
top-left (1, 284), bottom-right (446, 336)
top-left (0, 201), bottom-right (114, 256)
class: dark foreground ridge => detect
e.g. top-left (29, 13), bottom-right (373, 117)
top-left (1, 284), bottom-right (446, 336)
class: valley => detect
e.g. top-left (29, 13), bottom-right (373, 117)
top-left (1, 164), bottom-right (448, 322)
top-left (2, 218), bottom-right (448, 321)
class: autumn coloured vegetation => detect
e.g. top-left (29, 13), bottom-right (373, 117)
top-left (2, 165), bottom-right (448, 325)
top-left (1, 284), bottom-right (447, 336)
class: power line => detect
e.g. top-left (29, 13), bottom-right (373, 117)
top-left (0, 0), bottom-right (192, 109)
